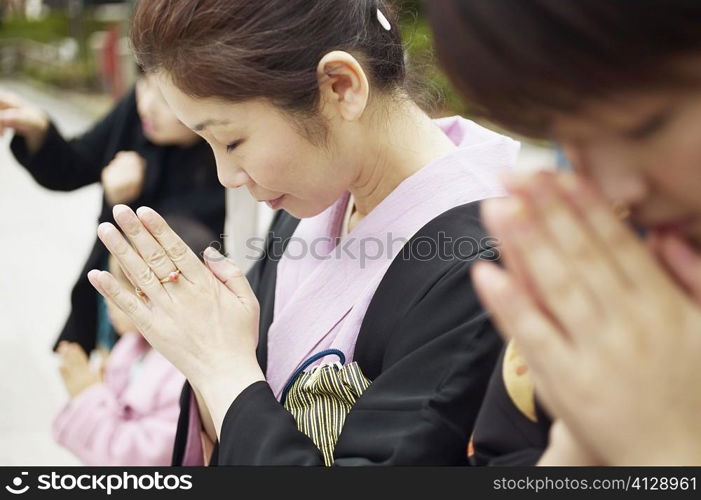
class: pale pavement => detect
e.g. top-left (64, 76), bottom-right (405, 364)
top-left (0, 79), bottom-right (101, 465)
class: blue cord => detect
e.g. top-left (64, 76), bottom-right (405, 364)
top-left (280, 349), bottom-right (346, 404)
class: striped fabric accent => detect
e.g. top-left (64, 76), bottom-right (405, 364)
top-left (283, 361), bottom-right (372, 466)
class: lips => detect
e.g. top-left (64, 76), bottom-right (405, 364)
top-left (262, 195), bottom-right (284, 210)
top-left (141, 119), bottom-right (155, 135)
top-left (645, 216), bottom-right (698, 235)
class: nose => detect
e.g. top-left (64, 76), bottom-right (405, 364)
top-left (137, 88), bottom-right (157, 120)
top-left (212, 153), bottom-right (252, 189)
top-left (569, 142), bottom-right (649, 207)
top-left (225, 170), bottom-right (253, 189)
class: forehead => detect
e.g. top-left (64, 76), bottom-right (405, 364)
top-left (550, 91), bottom-right (676, 141)
top-left (154, 73), bottom-right (222, 124)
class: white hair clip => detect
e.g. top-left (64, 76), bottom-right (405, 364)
top-left (377, 9), bottom-right (392, 31)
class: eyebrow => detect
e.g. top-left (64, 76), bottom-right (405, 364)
top-left (192, 119), bottom-right (231, 132)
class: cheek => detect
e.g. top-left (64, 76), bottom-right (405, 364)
top-left (161, 117), bottom-right (193, 140)
top-left (648, 133), bottom-right (701, 213)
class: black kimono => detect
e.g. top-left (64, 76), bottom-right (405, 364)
top-left (173, 201), bottom-right (504, 466)
top-left (469, 344), bottom-right (552, 466)
top-left (10, 87), bottom-right (226, 354)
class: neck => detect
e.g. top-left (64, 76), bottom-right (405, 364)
top-left (349, 102), bottom-right (457, 222)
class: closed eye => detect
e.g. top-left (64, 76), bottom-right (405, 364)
top-left (625, 108), bottom-right (674, 141)
top-left (226, 140), bottom-right (242, 153)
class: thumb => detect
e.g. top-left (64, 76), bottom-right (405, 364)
top-left (204, 247), bottom-right (257, 307)
top-left (659, 233), bottom-right (701, 304)
top-left (0, 108), bottom-right (37, 135)
top-left (0, 90), bottom-right (21, 111)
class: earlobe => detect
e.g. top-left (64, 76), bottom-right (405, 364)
top-left (317, 51), bottom-right (370, 122)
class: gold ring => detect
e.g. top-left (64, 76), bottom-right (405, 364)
top-left (135, 270), bottom-right (181, 298)
top-left (160, 270), bottom-right (181, 284)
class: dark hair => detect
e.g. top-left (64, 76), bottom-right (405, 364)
top-left (131, 0), bottom-right (406, 120)
top-left (427, 0), bottom-right (701, 138)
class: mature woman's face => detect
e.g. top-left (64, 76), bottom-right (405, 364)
top-left (552, 86), bottom-right (701, 247)
top-left (154, 73), bottom-right (357, 218)
top-left (135, 74), bottom-right (199, 147)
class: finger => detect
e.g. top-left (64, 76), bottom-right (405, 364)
top-left (63, 349), bottom-right (85, 366)
top-left (0, 109), bottom-right (23, 130)
top-left (480, 197), bottom-right (532, 289)
top-left (66, 343), bottom-right (89, 363)
top-left (112, 205), bottom-right (179, 283)
top-left (471, 261), bottom-right (573, 405)
top-left (91, 269), bottom-right (154, 335)
top-left (96, 223), bottom-right (169, 302)
top-left (557, 173), bottom-right (673, 291)
top-left (0, 108), bottom-right (38, 135)
top-left (88, 269), bottom-right (108, 296)
top-left (481, 195), bottom-right (602, 342)
top-left (204, 247), bottom-right (256, 307)
top-left (512, 172), bottom-right (630, 299)
top-left (0, 90), bottom-right (21, 110)
top-left (136, 207), bottom-right (209, 281)
top-left (61, 342), bottom-right (81, 359)
top-left (659, 233), bottom-right (701, 304)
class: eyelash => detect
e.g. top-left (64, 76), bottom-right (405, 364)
top-left (627, 111), bottom-right (672, 141)
top-left (226, 141), bottom-right (241, 153)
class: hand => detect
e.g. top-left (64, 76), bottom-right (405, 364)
top-left (87, 205), bottom-right (265, 437)
top-left (538, 421), bottom-right (600, 466)
top-left (0, 88), bottom-right (49, 154)
top-left (472, 171), bottom-right (701, 465)
top-left (57, 342), bottom-right (102, 398)
top-left (648, 230), bottom-right (701, 305)
top-left (101, 151), bottom-right (147, 205)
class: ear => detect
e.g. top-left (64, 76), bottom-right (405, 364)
top-left (317, 51), bottom-right (370, 122)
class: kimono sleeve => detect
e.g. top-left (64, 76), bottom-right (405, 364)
top-left (469, 348), bottom-right (552, 466)
top-left (10, 90), bottom-right (135, 191)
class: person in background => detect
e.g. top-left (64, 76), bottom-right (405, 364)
top-left (53, 216), bottom-right (216, 466)
top-left (0, 72), bottom-right (226, 356)
top-left (427, 0), bottom-right (701, 465)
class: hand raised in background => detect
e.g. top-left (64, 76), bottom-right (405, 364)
top-left (0, 88), bottom-right (49, 154)
top-left (101, 151), bottom-right (147, 206)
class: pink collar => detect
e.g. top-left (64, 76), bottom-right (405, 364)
top-left (265, 117), bottom-right (520, 399)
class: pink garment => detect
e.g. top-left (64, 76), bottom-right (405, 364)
top-left (180, 116), bottom-right (519, 464)
top-left (266, 116), bottom-right (519, 399)
top-left (53, 333), bottom-right (185, 466)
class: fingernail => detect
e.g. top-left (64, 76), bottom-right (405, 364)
top-left (136, 206), bottom-right (155, 218)
top-left (204, 246), bottom-right (226, 263)
top-left (204, 246), bottom-right (221, 257)
top-left (473, 262), bottom-right (512, 298)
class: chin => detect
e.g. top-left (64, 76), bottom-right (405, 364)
top-left (283, 200), bottom-right (330, 219)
